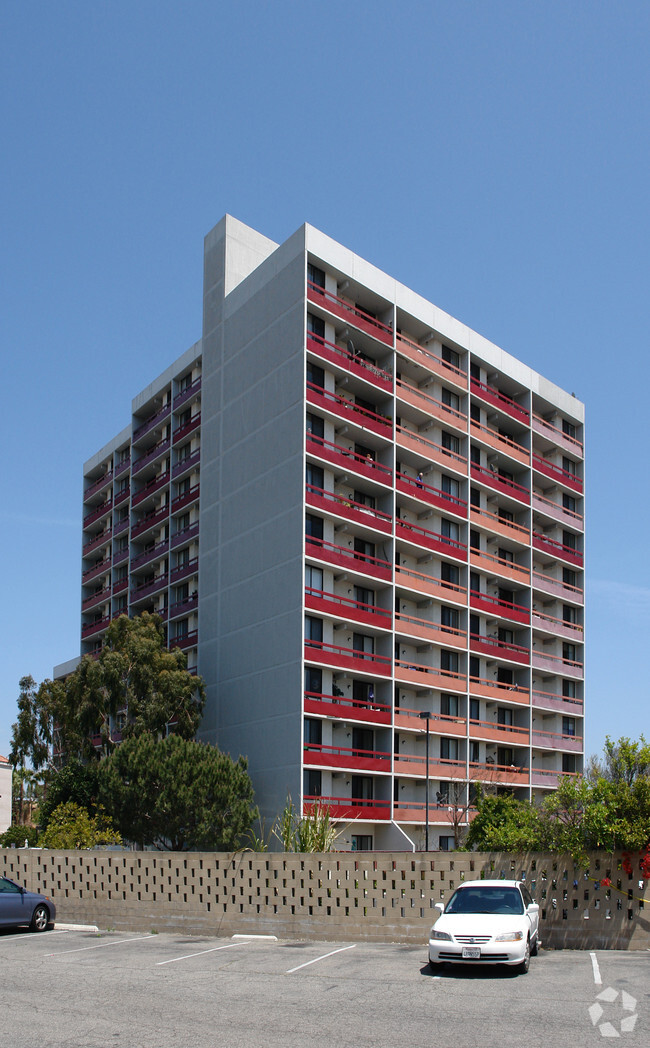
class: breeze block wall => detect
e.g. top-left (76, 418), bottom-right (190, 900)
top-left (1, 849), bottom-right (648, 949)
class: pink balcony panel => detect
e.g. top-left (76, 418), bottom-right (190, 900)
top-left (532, 729), bottom-right (582, 752)
top-left (396, 426), bottom-right (467, 477)
top-left (307, 281), bottom-right (394, 346)
top-left (395, 334), bottom-right (468, 390)
top-left (470, 378), bottom-right (529, 424)
top-left (530, 651), bottom-right (583, 678)
top-left (532, 571), bottom-right (583, 603)
top-left (307, 333), bottom-right (393, 392)
top-left (531, 612), bottom-right (582, 640)
top-left (531, 413), bottom-right (583, 456)
top-left (531, 690), bottom-right (583, 714)
top-left (532, 492), bottom-right (583, 529)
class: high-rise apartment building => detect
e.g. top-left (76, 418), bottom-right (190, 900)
top-left (78, 216), bottom-right (585, 850)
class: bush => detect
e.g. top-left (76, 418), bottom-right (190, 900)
top-left (39, 801), bottom-right (121, 850)
top-left (0, 825), bottom-right (39, 848)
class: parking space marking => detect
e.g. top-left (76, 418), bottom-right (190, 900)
top-left (286, 943), bottom-right (357, 973)
top-left (157, 941), bottom-right (248, 966)
top-left (0, 930), bottom-right (69, 943)
top-left (46, 933), bottom-right (156, 956)
top-left (590, 952), bottom-right (602, 985)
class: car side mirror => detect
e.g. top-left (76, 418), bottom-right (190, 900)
top-left (435, 902), bottom-right (444, 913)
top-left (528, 902), bottom-right (539, 912)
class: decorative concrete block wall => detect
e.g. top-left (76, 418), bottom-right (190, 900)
top-left (1, 849), bottom-right (647, 949)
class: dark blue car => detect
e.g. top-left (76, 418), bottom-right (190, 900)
top-left (0, 876), bottom-right (56, 931)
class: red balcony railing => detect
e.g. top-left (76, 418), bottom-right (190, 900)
top-left (307, 332), bottom-right (392, 391)
top-left (469, 632), bottom-right (529, 664)
top-left (82, 529), bottom-right (112, 556)
top-left (306, 535), bottom-right (392, 582)
top-left (131, 504), bottom-right (169, 538)
top-left (306, 432), bottom-right (393, 486)
top-left (395, 518), bottom-right (466, 561)
top-left (130, 573), bottom-right (168, 601)
top-left (305, 587), bottom-right (392, 629)
top-left (304, 639), bottom-right (392, 676)
top-left (307, 382), bottom-right (392, 439)
top-left (306, 484), bottom-right (392, 534)
top-left (83, 499), bottom-right (112, 529)
top-left (131, 437), bottom-right (171, 476)
top-left (469, 589), bottom-right (529, 625)
top-left (532, 532), bottom-right (582, 567)
top-left (531, 728), bottom-right (582, 752)
top-left (170, 629), bottom-right (198, 651)
top-left (307, 281), bottom-right (393, 346)
top-left (304, 690), bottom-right (392, 726)
top-left (303, 794), bottom-right (391, 821)
top-left (470, 378), bottom-right (529, 424)
top-left (130, 538), bottom-right (170, 571)
top-left (173, 412), bottom-right (201, 443)
top-left (172, 447), bottom-right (201, 479)
top-left (84, 470), bottom-right (113, 500)
top-left (132, 470), bottom-right (170, 507)
top-left (303, 742), bottom-right (391, 773)
top-left (114, 454), bottom-right (130, 478)
top-left (133, 402), bottom-right (171, 441)
top-left (82, 557), bottom-right (112, 583)
top-left (171, 483), bottom-right (200, 514)
top-left (395, 564), bottom-right (466, 605)
top-left (173, 374), bottom-right (202, 409)
top-left (395, 470), bottom-right (467, 516)
top-left (171, 521), bottom-right (200, 549)
top-left (470, 463), bottom-right (530, 504)
top-left (82, 587), bottom-right (111, 611)
top-left (532, 453), bottom-right (582, 493)
top-left (170, 556), bottom-right (199, 583)
top-left (169, 595), bottom-right (199, 619)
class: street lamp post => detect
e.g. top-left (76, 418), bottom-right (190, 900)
top-left (419, 711), bottom-right (432, 851)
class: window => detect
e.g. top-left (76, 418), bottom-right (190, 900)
top-left (562, 604), bottom-right (578, 625)
top-left (497, 667), bottom-right (514, 684)
top-left (499, 587), bottom-right (514, 605)
top-left (307, 312), bottom-right (325, 337)
top-left (307, 264), bottom-right (325, 288)
top-left (470, 403), bottom-right (481, 423)
top-left (442, 431), bottom-right (460, 455)
top-left (354, 536), bottom-right (375, 560)
top-left (353, 680), bottom-right (374, 706)
top-left (303, 769), bottom-right (322, 797)
top-left (470, 445), bottom-right (481, 465)
top-left (439, 836), bottom-right (455, 852)
top-left (351, 775), bottom-right (373, 800)
top-left (176, 547), bottom-right (190, 568)
top-left (303, 718), bottom-right (322, 748)
top-left (175, 619), bottom-right (189, 639)
top-left (441, 518), bottom-right (459, 542)
top-left (563, 643), bottom-right (577, 663)
top-left (441, 474), bottom-right (460, 499)
top-left (442, 345), bottom-right (460, 368)
top-left (442, 388), bottom-right (460, 412)
top-left (305, 565), bottom-right (323, 591)
top-left (562, 419), bottom-right (576, 439)
top-left (469, 656), bottom-right (480, 679)
top-left (470, 741), bottom-right (480, 762)
top-left (306, 413), bottom-right (324, 438)
top-left (470, 487), bottom-right (480, 508)
top-left (305, 464), bottom-right (323, 491)
top-left (355, 585), bottom-right (374, 608)
top-left (351, 835), bottom-right (373, 851)
top-left (307, 361), bottom-right (324, 387)
top-left (563, 493), bottom-right (576, 513)
top-left (562, 456), bottom-right (577, 476)
top-left (497, 747), bottom-right (514, 767)
top-left (441, 562), bottom-right (459, 586)
top-left (305, 616), bottom-right (323, 647)
top-left (470, 571), bottom-right (481, 594)
top-left (178, 371), bottom-right (192, 393)
top-left (498, 547), bottom-right (514, 563)
top-left (441, 694), bottom-right (458, 717)
top-left (498, 627), bottom-right (514, 645)
top-left (175, 582), bottom-right (189, 604)
top-left (353, 633), bottom-right (374, 658)
top-left (352, 727), bottom-right (373, 755)
top-left (499, 507), bottom-right (514, 522)
top-left (562, 679), bottom-right (576, 698)
top-left (176, 512), bottom-right (190, 534)
top-left (354, 489), bottom-right (375, 509)
top-left (441, 650), bottom-right (459, 674)
top-left (470, 698), bottom-right (480, 721)
top-left (562, 717), bottom-right (576, 737)
top-left (304, 667), bottom-right (322, 694)
top-left (441, 606), bottom-right (459, 630)
top-left (470, 529), bottom-right (481, 550)
top-left (440, 738), bottom-right (459, 761)
top-left (563, 567), bottom-right (577, 587)
top-left (469, 614), bottom-right (480, 636)
top-left (497, 707), bottom-right (514, 727)
top-left (305, 514), bottom-right (323, 542)
top-left (562, 754), bottom-right (577, 774)
top-left (470, 362), bottom-right (481, 381)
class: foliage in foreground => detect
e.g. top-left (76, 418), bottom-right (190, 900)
top-left (97, 734), bottom-right (258, 851)
top-left (39, 801), bottom-right (122, 850)
top-left (0, 825), bottom-right (39, 848)
top-left (272, 796), bottom-right (341, 852)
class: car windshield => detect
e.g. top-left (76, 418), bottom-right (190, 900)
top-left (445, 886), bottom-right (524, 915)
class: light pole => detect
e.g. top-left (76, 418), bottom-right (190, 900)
top-left (419, 711), bottom-right (432, 851)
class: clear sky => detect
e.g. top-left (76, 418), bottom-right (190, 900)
top-left (2, 1), bottom-right (648, 761)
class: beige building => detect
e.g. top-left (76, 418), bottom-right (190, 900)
top-left (0, 756), bottom-right (12, 834)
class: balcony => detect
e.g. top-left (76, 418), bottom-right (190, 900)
top-left (171, 521), bottom-right (200, 549)
top-left (395, 518), bottom-right (466, 561)
top-left (469, 676), bottom-right (529, 705)
top-left (307, 332), bottom-right (392, 392)
top-left (82, 586), bottom-right (111, 611)
top-left (170, 556), bottom-right (199, 584)
top-left (82, 529), bottom-right (112, 556)
top-left (307, 382), bottom-right (392, 439)
top-left (81, 614), bottom-right (112, 638)
top-left (393, 754), bottom-right (466, 778)
top-left (132, 470), bottom-right (170, 507)
top-left (114, 454), bottom-right (130, 478)
top-left (393, 706), bottom-right (465, 736)
top-left (133, 402), bottom-right (171, 442)
top-left (83, 499), bottom-right (112, 529)
top-left (531, 728), bottom-right (582, 752)
top-left (84, 470), bottom-right (113, 500)
top-left (130, 538), bottom-right (170, 571)
top-left (470, 464), bottom-right (530, 504)
top-left (130, 573), bottom-right (168, 602)
top-left (306, 535), bottom-right (392, 582)
top-left (469, 506), bottom-right (530, 545)
top-left (396, 471), bottom-right (467, 518)
top-left (131, 505), bottom-right (169, 539)
top-left (173, 412), bottom-right (201, 444)
top-left (393, 801), bottom-right (474, 824)
top-left (82, 557), bottom-right (112, 584)
top-left (307, 281), bottom-right (393, 346)
top-left (469, 632), bottom-right (529, 664)
top-left (531, 689), bottom-right (583, 715)
top-left (532, 491), bottom-right (583, 529)
top-left (303, 794), bottom-right (391, 821)
top-left (170, 629), bottom-right (198, 651)
top-left (173, 374), bottom-right (202, 409)
top-left (532, 453), bottom-right (582, 493)
top-left (306, 484), bottom-right (392, 535)
top-left (532, 570), bottom-right (583, 603)
top-left (394, 659), bottom-right (465, 693)
top-left (132, 437), bottom-right (171, 476)
top-left (469, 719), bottom-right (529, 746)
top-left (114, 485), bottom-right (130, 507)
top-left (530, 649), bottom-right (583, 678)
top-left (303, 742), bottom-right (391, 774)
top-left (113, 577), bottom-right (128, 594)
top-left (530, 769), bottom-right (579, 788)
top-left (304, 639), bottom-right (392, 677)
top-left (394, 613), bottom-right (466, 649)
top-left (469, 589), bottom-right (529, 625)
top-left (169, 595), bottom-right (199, 620)
top-left (470, 378), bottom-right (529, 424)
top-left (395, 334), bottom-right (468, 390)
top-left (469, 761), bottom-right (529, 785)
top-left (395, 377), bottom-right (467, 432)
top-left (304, 690), bottom-right (392, 726)
top-left (395, 425), bottom-right (467, 476)
top-left (305, 587), bottom-right (392, 630)
top-left (469, 420), bottom-right (529, 466)
top-left (306, 433), bottom-right (393, 487)
top-left (395, 564), bottom-right (466, 605)
top-left (171, 483), bottom-right (200, 515)
top-left (531, 609), bottom-right (583, 641)
top-left (172, 447), bottom-right (201, 480)
top-left (113, 516), bottom-right (129, 537)
top-left (532, 532), bottom-right (582, 567)
top-left (532, 412), bottom-right (583, 456)
top-left (469, 548), bottom-right (530, 585)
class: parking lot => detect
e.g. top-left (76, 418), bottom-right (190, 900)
top-left (2, 925), bottom-right (647, 1048)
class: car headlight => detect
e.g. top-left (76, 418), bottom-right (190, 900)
top-left (430, 929), bottom-right (452, 941)
top-left (494, 930), bottom-right (524, 942)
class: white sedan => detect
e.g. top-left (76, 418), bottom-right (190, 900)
top-left (428, 879), bottom-right (540, 974)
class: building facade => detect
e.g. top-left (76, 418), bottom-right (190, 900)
top-left (78, 216), bottom-right (585, 850)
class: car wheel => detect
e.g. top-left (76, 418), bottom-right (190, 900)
top-left (30, 904), bottom-right (50, 933)
top-left (530, 934), bottom-right (538, 957)
top-left (517, 937), bottom-right (531, 974)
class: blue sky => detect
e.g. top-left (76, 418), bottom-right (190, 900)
top-left (1, 1), bottom-right (648, 761)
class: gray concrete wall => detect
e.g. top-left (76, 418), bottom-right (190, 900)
top-left (1, 850), bottom-right (647, 950)
top-left (198, 218), bottom-right (307, 825)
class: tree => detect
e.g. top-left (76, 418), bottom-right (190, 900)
top-left (40, 802), bottom-right (121, 850)
top-left (37, 759), bottom-right (100, 833)
top-left (37, 613), bottom-right (206, 764)
top-left (465, 791), bottom-right (544, 852)
top-left (9, 676), bottom-right (53, 821)
top-left (601, 735), bottom-right (650, 787)
top-left (97, 734), bottom-right (257, 851)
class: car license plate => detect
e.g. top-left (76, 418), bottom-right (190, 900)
top-left (462, 946), bottom-right (481, 959)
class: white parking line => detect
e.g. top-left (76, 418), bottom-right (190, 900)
top-left (157, 942), bottom-right (248, 966)
top-left (0, 929), bottom-right (68, 943)
top-left (590, 952), bottom-right (602, 985)
top-left (286, 944), bottom-right (357, 973)
top-left (46, 934), bottom-right (156, 956)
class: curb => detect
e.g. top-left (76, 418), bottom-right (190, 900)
top-left (55, 923), bottom-right (100, 933)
